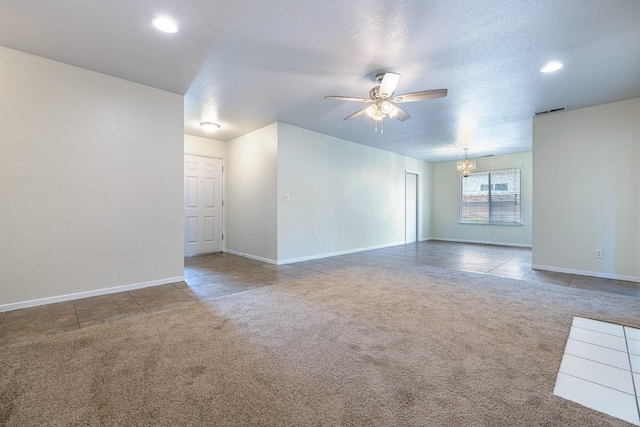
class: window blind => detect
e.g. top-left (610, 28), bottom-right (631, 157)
top-left (460, 168), bottom-right (521, 224)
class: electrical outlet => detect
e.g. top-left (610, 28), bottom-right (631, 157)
top-left (317, 237), bottom-right (322, 245)
top-left (283, 193), bottom-right (290, 202)
top-left (595, 249), bottom-right (603, 259)
top-left (247, 236), bottom-right (251, 245)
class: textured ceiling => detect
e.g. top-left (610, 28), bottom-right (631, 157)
top-left (1, 0), bottom-right (639, 162)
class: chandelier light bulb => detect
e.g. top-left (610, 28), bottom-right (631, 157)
top-left (456, 148), bottom-right (476, 177)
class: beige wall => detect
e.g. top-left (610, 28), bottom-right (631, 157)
top-left (184, 134), bottom-right (227, 159)
top-left (222, 122), bottom-right (432, 263)
top-left (276, 123), bottom-right (432, 262)
top-left (225, 123), bottom-right (278, 262)
top-left (431, 152), bottom-right (533, 246)
top-left (0, 46), bottom-right (185, 309)
top-left (532, 98), bottom-right (640, 281)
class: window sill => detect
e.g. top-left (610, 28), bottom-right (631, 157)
top-left (458, 222), bottom-right (524, 226)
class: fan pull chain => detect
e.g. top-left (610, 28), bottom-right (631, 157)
top-left (381, 118), bottom-right (384, 134)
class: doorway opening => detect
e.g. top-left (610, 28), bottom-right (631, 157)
top-left (405, 172), bottom-right (418, 243)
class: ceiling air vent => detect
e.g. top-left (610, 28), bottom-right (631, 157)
top-left (534, 106), bottom-right (567, 116)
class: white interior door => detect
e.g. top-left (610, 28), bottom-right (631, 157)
top-left (184, 155), bottom-right (223, 255)
top-left (405, 172), bottom-right (418, 243)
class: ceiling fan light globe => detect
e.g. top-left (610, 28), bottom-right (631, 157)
top-left (365, 105), bottom-right (376, 118)
top-left (380, 101), bottom-right (393, 115)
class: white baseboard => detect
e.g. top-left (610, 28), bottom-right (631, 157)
top-left (223, 249), bottom-right (277, 265)
top-left (226, 241), bottom-right (410, 265)
top-left (229, 239), bottom-right (528, 265)
top-left (0, 276), bottom-right (185, 313)
top-left (275, 241), bottom-right (408, 265)
top-left (531, 265), bottom-right (639, 283)
top-left (429, 238), bottom-right (532, 248)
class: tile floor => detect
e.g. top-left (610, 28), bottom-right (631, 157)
top-left (554, 316), bottom-right (640, 425)
top-left (1, 241), bottom-right (639, 347)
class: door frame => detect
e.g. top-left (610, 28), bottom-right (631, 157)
top-left (405, 170), bottom-right (420, 243)
top-left (184, 153), bottom-right (226, 254)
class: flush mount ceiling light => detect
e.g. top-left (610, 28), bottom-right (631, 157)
top-left (199, 122), bottom-right (220, 132)
top-left (152, 16), bottom-right (179, 33)
top-left (540, 61), bottom-right (564, 73)
top-left (457, 148), bottom-right (476, 177)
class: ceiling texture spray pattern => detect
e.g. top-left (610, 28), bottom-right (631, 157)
top-left (1, 0), bottom-right (639, 161)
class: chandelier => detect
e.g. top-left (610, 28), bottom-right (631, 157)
top-left (457, 148), bottom-right (476, 177)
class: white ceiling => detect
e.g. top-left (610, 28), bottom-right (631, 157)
top-left (1, 1), bottom-right (639, 162)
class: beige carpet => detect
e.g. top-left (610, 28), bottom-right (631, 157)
top-left (1, 265), bottom-right (639, 426)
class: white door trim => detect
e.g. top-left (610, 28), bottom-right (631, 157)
top-left (184, 154), bottom-right (226, 254)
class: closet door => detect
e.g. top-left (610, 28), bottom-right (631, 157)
top-left (184, 155), bottom-right (223, 255)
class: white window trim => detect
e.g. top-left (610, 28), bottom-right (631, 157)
top-left (459, 167), bottom-right (522, 225)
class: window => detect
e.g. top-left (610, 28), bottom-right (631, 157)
top-left (460, 168), bottom-right (521, 224)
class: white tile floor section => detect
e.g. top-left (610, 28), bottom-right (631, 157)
top-left (554, 316), bottom-right (640, 425)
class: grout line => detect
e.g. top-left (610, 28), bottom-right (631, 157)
top-left (563, 351), bottom-right (631, 372)
top-left (558, 371), bottom-right (638, 397)
top-left (128, 291), bottom-right (148, 314)
top-left (172, 283), bottom-right (198, 301)
top-left (624, 328), bottom-right (640, 420)
top-left (0, 311), bottom-right (5, 327)
top-left (72, 300), bottom-right (81, 330)
top-left (571, 325), bottom-right (626, 338)
top-left (568, 337), bottom-right (628, 353)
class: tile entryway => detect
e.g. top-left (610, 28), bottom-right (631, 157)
top-left (554, 316), bottom-right (640, 425)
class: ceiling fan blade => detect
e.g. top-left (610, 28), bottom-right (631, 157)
top-left (343, 107), bottom-right (369, 121)
top-left (393, 89), bottom-right (448, 103)
top-left (324, 96), bottom-right (373, 103)
top-left (379, 72), bottom-right (400, 98)
top-left (391, 103), bottom-right (410, 122)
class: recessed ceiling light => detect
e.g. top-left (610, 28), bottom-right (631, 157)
top-left (540, 61), bottom-right (563, 73)
top-left (200, 122), bottom-right (220, 132)
top-left (152, 16), bottom-right (179, 33)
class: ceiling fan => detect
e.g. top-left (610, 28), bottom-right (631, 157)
top-left (324, 72), bottom-right (447, 131)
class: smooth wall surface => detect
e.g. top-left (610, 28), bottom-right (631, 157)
top-left (533, 98), bottom-right (640, 280)
top-left (431, 152), bottom-right (532, 246)
top-left (0, 46), bottom-right (184, 307)
top-left (184, 134), bottom-right (227, 158)
top-left (276, 123), bottom-right (432, 262)
top-left (226, 123), bottom-right (278, 262)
